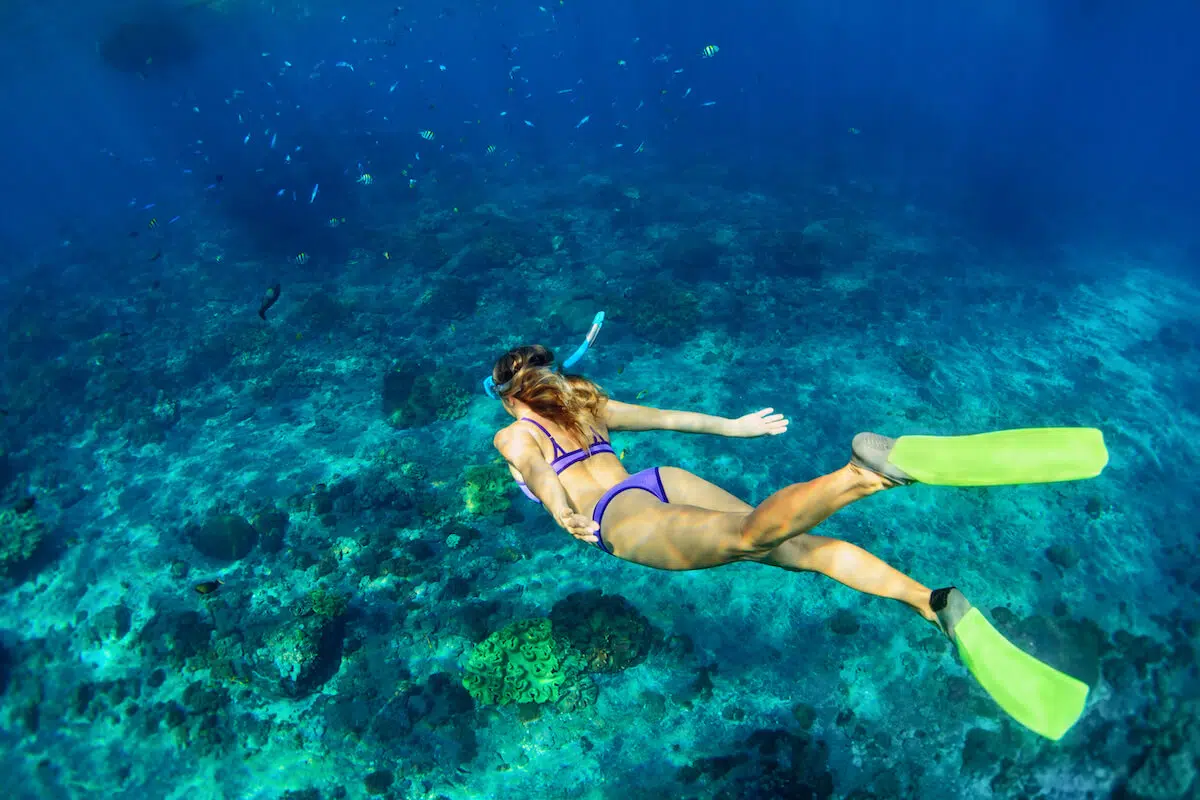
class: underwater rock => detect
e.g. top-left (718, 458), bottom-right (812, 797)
top-left (89, 604), bottom-right (133, 643)
top-left (678, 728), bottom-right (834, 800)
top-left (190, 513), bottom-right (258, 562)
top-left (363, 770), bottom-right (394, 796)
top-left (828, 608), bottom-right (860, 636)
top-left (1125, 700), bottom-right (1200, 799)
top-left (0, 505), bottom-right (45, 573)
top-left (251, 615), bottom-right (344, 698)
top-left (382, 360), bottom-right (471, 428)
top-left (252, 507), bottom-right (289, 554)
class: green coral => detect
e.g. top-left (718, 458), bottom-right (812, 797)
top-left (462, 619), bottom-right (568, 706)
top-left (462, 462), bottom-right (511, 517)
top-left (0, 507), bottom-right (44, 572)
top-left (307, 588), bottom-right (348, 619)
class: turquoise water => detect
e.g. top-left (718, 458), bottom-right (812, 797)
top-left (1, 2), bottom-right (1199, 799)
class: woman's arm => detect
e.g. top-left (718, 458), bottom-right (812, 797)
top-left (603, 399), bottom-right (788, 438)
top-left (493, 428), bottom-right (573, 516)
top-left (493, 428), bottom-right (599, 542)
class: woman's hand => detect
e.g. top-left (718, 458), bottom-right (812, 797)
top-left (556, 507), bottom-right (600, 544)
top-left (728, 408), bottom-right (789, 438)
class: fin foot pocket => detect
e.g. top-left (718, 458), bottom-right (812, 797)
top-left (851, 432), bottom-right (915, 485)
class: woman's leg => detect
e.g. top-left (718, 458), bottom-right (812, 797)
top-left (736, 463), bottom-right (892, 553)
top-left (756, 534), bottom-right (936, 621)
top-left (603, 464), bottom-right (894, 571)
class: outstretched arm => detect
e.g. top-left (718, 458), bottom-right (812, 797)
top-left (603, 400), bottom-right (788, 438)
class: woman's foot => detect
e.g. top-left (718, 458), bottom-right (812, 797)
top-left (851, 433), bottom-right (915, 486)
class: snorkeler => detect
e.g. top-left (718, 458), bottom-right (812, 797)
top-left (484, 313), bottom-right (1106, 740)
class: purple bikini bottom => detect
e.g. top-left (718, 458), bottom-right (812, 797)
top-left (591, 467), bottom-right (669, 555)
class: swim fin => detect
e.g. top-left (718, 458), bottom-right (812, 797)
top-left (886, 428), bottom-right (1109, 486)
top-left (931, 588), bottom-right (1089, 741)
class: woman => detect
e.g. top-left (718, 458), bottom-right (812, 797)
top-left (489, 344), bottom-right (941, 625)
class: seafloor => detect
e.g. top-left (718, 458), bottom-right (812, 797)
top-left (1, 165), bottom-right (1197, 799)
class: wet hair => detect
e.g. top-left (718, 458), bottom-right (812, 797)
top-left (491, 345), bottom-right (607, 448)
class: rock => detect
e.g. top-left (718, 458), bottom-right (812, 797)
top-left (829, 608), bottom-right (860, 636)
top-left (250, 615), bottom-right (343, 698)
top-left (90, 604), bottom-right (133, 642)
top-left (190, 514), bottom-right (257, 562)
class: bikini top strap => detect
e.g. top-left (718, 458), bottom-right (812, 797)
top-left (519, 417), bottom-right (568, 458)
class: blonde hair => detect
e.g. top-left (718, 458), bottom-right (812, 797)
top-left (491, 345), bottom-right (606, 448)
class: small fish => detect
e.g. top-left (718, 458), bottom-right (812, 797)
top-left (328, 217), bottom-right (345, 227)
top-left (635, 141), bottom-right (645, 154)
top-left (575, 115), bottom-right (591, 128)
top-left (702, 101), bottom-right (717, 107)
top-left (636, 389), bottom-right (648, 400)
top-left (147, 218), bottom-right (158, 229)
top-left (389, 81), bottom-right (399, 92)
top-left (523, 120), bottom-right (534, 127)
top-left (258, 282), bottom-right (282, 319)
top-left (418, 129), bottom-right (435, 140)
top-left (276, 189), bottom-right (286, 197)
top-left (243, 134), bottom-right (251, 144)
top-left (294, 252), bottom-right (310, 264)
top-left (149, 249), bottom-right (162, 261)
top-left (486, 144), bottom-right (497, 154)
top-left (309, 183), bottom-right (319, 203)
top-left (335, 61), bottom-right (355, 71)
top-left (357, 173), bottom-right (374, 185)
top-left (683, 88), bottom-right (692, 98)
top-left (848, 127), bottom-right (861, 135)
top-left (701, 44), bottom-right (719, 58)
top-left (194, 579), bottom-right (224, 595)
top-left (270, 133), bottom-right (277, 148)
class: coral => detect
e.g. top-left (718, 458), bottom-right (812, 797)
top-left (363, 770), bottom-right (395, 796)
top-left (382, 360), bottom-right (471, 428)
top-left (0, 507), bottom-right (44, 573)
top-left (462, 462), bottom-right (512, 517)
top-left (753, 228), bottom-right (824, 279)
top-left (661, 231), bottom-right (729, 282)
top-left (624, 279), bottom-right (702, 345)
top-left (1126, 699), bottom-right (1200, 800)
top-left (189, 514), bottom-right (258, 562)
top-left (306, 588), bottom-right (349, 619)
top-left (549, 590), bottom-right (659, 673)
top-left (895, 345), bottom-right (935, 382)
top-left (252, 614), bottom-right (344, 698)
top-left (462, 618), bottom-right (594, 708)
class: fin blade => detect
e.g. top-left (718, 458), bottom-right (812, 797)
top-left (953, 608), bottom-right (1089, 740)
top-left (889, 428), bottom-right (1109, 486)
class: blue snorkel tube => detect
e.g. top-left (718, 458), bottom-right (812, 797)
top-left (483, 311), bottom-right (605, 399)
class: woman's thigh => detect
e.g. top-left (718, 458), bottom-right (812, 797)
top-left (599, 477), bottom-right (751, 571)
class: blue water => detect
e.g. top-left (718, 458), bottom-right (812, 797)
top-left (1, 1), bottom-right (1198, 798)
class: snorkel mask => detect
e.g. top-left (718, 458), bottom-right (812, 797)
top-left (483, 311), bottom-right (605, 399)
